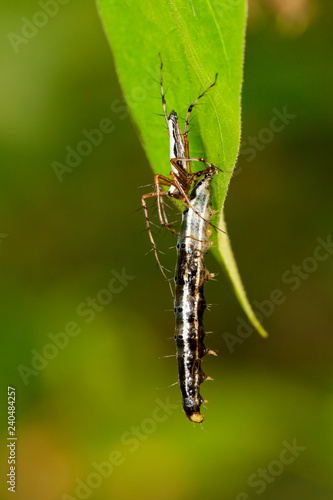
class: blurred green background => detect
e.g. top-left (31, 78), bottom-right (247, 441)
top-left (1, 1), bottom-right (332, 499)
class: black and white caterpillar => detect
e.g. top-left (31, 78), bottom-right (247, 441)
top-left (141, 56), bottom-right (221, 422)
top-left (174, 170), bottom-right (217, 423)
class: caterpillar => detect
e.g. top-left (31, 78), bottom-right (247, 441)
top-left (174, 170), bottom-right (217, 423)
top-left (141, 56), bottom-right (221, 422)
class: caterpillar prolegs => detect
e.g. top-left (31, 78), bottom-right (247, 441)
top-left (174, 170), bottom-right (217, 423)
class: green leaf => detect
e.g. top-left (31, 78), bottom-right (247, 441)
top-left (97, 0), bottom-right (268, 338)
top-left (218, 213), bottom-right (268, 338)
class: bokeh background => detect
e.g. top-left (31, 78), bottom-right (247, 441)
top-left (1, 0), bottom-right (332, 499)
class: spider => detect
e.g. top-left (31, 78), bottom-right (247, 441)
top-left (142, 55), bottom-right (223, 286)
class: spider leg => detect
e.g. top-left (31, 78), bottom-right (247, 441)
top-left (169, 159), bottom-right (226, 235)
top-left (184, 74), bottom-right (218, 137)
top-left (159, 53), bottom-right (168, 126)
top-left (141, 190), bottom-right (174, 296)
top-left (154, 174), bottom-right (202, 241)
